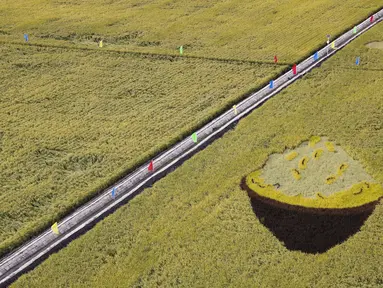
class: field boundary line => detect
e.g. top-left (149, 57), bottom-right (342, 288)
top-left (0, 9), bottom-right (382, 287)
top-left (0, 39), bottom-right (290, 67)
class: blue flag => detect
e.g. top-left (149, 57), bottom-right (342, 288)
top-left (111, 187), bottom-right (116, 198)
top-left (24, 34), bottom-right (29, 42)
top-left (269, 80), bottom-right (274, 89)
top-left (314, 52), bottom-right (319, 61)
top-left (356, 57), bottom-right (360, 65)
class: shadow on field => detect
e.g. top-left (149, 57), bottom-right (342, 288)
top-left (249, 198), bottom-right (372, 254)
top-left (240, 178), bottom-right (378, 254)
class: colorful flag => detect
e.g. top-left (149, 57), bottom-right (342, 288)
top-left (274, 55), bottom-right (278, 63)
top-left (269, 80), bottom-right (274, 89)
top-left (314, 52), bottom-right (319, 61)
top-left (292, 64), bottom-right (297, 75)
top-left (51, 222), bottom-right (60, 235)
top-left (233, 105), bottom-right (237, 115)
top-left (111, 187), bottom-right (116, 198)
top-left (370, 15), bottom-right (374, 23)
top-left (356, 57), bottom-right (360, 65)
top-left (148, 160), bottom-right (153, 171)
top-left (353, 26), bottom-right (357, 34)
top-left (179, 46), bottom-right (183, 55)
top-left (331, 41), bottom-right (335, 49)
top-left (191, 133), bottom-right (197, 143)
top-left (24, 34), bottom-right (29, 42)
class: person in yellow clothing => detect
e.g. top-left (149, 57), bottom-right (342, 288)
top-left (51, 222), bottom-right (60, 235)
top-left (99, 39), bottom-right (103, 48)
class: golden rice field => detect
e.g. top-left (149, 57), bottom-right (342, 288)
top-left (0, 43), bottom-right (282, 256)
top-left (11, 18), bottom-right (383, 288)
top-left (1, 0), bottom-right (381, 258)
top-left (0, 0), bottom-right (382, 62)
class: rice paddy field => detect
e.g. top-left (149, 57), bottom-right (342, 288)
top-left (0, 44), bottom-right (282, 256)
top-left (10, 16), bottom-right (383, 288)
top-left (0, 0), bottom-right (382, 62)
top-left (1, 0), bottom-right (381, 258)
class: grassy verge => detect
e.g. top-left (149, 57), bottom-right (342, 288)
top-left (11, 20), bottom-right (383, 288)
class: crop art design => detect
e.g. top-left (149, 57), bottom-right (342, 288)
top-left (242, 136), bottom-right (383, 253)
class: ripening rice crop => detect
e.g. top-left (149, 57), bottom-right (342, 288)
top-left (10, 23), bottom-right (383, 287)
top-left (0, 0), bottom-right (380, 62)
top-left (285, 151), bottom-right (298, 161)
top-left (0, 43), bottom-right (282, 256)
top-left (291, 169), bottom-right (302, 180)
top-left (313, 149), bottom-right (324, 160)
top-left (326, 175), bottom-right (337, 185)
top-left (337, 163), bottom-right (349, 176)
top-left (298, 156), bottom-right (309, 170)
top-left (325, 141), bottom-right (336, 152)
top-left (308, 135), bottom-right (321, 147)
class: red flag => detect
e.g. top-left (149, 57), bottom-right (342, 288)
top-left (370, 15), bottom-right (374, 23)
top-left (274, 55), bottom-right (278, 63)
top-left (148, 160), bottom-right (153, 171)
top-left (292, 64), bottom-right (297, 75)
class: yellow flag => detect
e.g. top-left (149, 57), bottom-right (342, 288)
top-left (51, 222), bottom-right (60, 235)
top-left (331, 41), bottom-right (335, 49)
top-left (99, 40), bottom-right (103, 48)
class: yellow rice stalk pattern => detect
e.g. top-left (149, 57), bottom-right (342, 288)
top-left (325, 141), bottom-right (335, 152)
top-left (309, 135), bottom-right (321, 147)
top-left (246, 170), bottom-right (383, 210)
top-left (285, 151), bottom-right (298, 161)
top-left (316, 192), bottom-right (325, 199)
top-left (337, 163), bottom-right (348, 176)
top-left (298, 156), bottom-right (309, 170)
top-left (313, 149), bottom-right (324, 160)
top-left (326, 163), bottom-right (349, 184)
top-left (326, 175), bottom-right (337, 185)
top-left (353, 182), bottom-right (370, 195)
top-left (291, 169), bottom-right (301, 180)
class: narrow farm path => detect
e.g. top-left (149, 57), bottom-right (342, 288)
top-left (0, 39), bottom-right (291, 67)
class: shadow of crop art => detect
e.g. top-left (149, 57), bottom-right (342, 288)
top-left (247, 190), bottom-right (374, 254)
top-left (241, 137), bottom-right (383, 253)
